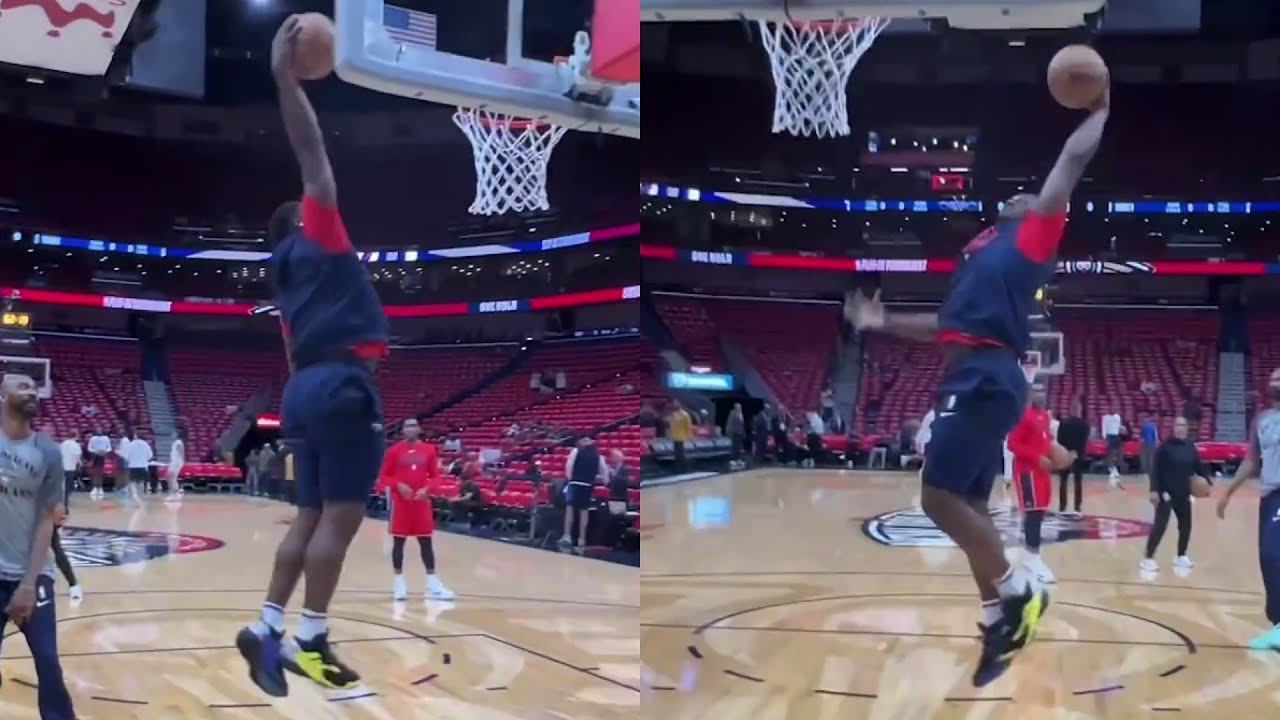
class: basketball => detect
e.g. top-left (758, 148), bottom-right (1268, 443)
top-left (1191, 475), bottom-right (1213, 498)
top-left (1047, 44), bottom-right (1108, 109)
top-left (1050, 442), bottom-right (1074, 470)
top-left (292, 13), bottom-right (335, 81)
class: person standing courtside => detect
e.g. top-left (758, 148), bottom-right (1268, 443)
top-left (1218, 367), bottom-right (1280, 649)
top-left (0, 374), bottom-right (77, 719)
top-left (667, 401), bottom-right (693, 472)
top-left (561, 436), bottom-right (606, 553)
top-left (86, 428), bottom-right (109, 499)
top-left (1141, 416), bottom-right (1206, 573)
top-left (1101, 408), bottom-right (1124, 487)
top-left (1055, 404), bottom-right (1089, 517)
top-left (1139, 415), bottom-right (1159, 481)
top-left (726, 404), bottom-right (745, 471)
top-left (58, 430), bottom-right (81, 501)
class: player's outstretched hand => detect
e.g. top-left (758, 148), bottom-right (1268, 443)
top-left (271, 15), bottom-right (302, 81)
top-left (6, 584), bottom-right (34, 626)
top-left (1215, 495), bottom-right (1229, 519)
top-left (844, 289), bottom-right (885, 331)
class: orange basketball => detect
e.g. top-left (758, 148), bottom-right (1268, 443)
top-left (1050, 442), bottom-right (1074, 471)
top-left (292, 13), bottom-right (335, 81)
top-left (1191, 475), bottom-right (1212, 498)
top-left (1047, 44), bottom-right (1108, 109)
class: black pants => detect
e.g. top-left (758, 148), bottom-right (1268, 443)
top-left (1145, 493), bottom-right (1192, 558)
top-left (1058, 457), bottom-right (1085, 512)
top-left (0, 576), bottom-right (76, 719)
top-left (729, 434), bottom-right (744, 461)
top-left (51, 527), bottom-right (77, 588)
top-left (672, 440), bottom-right (687, 471)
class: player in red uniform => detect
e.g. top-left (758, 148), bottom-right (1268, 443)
top-left (1006, 388), bottom-right (1071, 585)
top-left (376, 418), bottom-right (455, 601)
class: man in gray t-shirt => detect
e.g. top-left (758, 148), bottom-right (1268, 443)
top-left (0, 373), bottom-right (77, 718)
top-left (1219, 366), bottom-right (1280, 652)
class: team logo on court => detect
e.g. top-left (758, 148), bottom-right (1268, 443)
top-left (862, 507), bottom-right (1151, 548)
top-left (59, 527), bottom-right (225, 567)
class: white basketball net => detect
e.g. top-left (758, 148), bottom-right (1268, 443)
top-left (757, 17), bottom-right (890, 138)
top-left (453, 109), bottom-right (568, 215)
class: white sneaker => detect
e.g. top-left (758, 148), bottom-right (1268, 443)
top-left (426, 575), bottom-right (455, 601)
top-left (1173, 555), bottom-right (1194, 569)
top-left (68, 584), bottom-right (83, 601)
top-left (1139, 557), bottom-right (1159, 572)
top-left (1022, 553), bottom-right (1056, 584)
top-left (164, 494), bottom-right (181, 503)
top-left (393, 574), bottom-right (408, 601)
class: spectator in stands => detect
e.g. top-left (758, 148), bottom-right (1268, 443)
top-left (1140, 415), bottom-right (1159, 481)
top-left (87, 427), bottom-right (110, 499)
top-left (59, 429), bottom-right (82, 498)
top-left (1101, 409), bottom-right (1125, 487)
top-left (667, 401), bottom-right (693, 472)
top-left (820, 387), bottom-right (836, 424)
top-left (443, 434), bottom-right (462, 454)
top-left (562, 437), bottom-right (606, 552)
top-left (828, 410), bottom-right (846, 435)
top-left (608, 450), bottom-right (632, 497)
top-left (524, 459), bottom-right (543, 486)
top-left (752, 405), bottom-right (771, 464)
top-left (726, 404), bottom-right (745, 471)
top-left (450, 473), bottom-right (483, 528)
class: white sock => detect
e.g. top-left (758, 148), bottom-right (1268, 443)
top-left (981, 599), bottom-right (1002, 626)
top-left (995, 564), bottom-right (1032, 598)
top-left (250, 602), bottom-right (285, 636)
top-left (295, 610), bottom-right (327, 643)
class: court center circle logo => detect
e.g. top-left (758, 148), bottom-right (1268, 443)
top-left (59, 526), bottom-right (225, 566)
top-left (862, 507), bottom-right (1151, 547)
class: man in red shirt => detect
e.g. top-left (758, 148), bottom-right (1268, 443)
top-left (377, 419), bottom-right (455, 602)
top-left (1007, 388), bottom-right (1072, 585)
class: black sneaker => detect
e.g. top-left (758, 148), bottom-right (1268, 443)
top-left (282, 633), bottom-right (361, 690)
top-left (236, 626), bottom-right (289, 698)
top-left (971, 586), bottom-right (1050, 688)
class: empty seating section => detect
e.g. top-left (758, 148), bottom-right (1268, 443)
top-left (657, 297), bottom-right (840, 414)
top-left (167, 347), bottom-right (288, 458)
top-left (426, 339), bottom-right (641, 431)
top-left (376, 346), bottom-right (515, 424)
top-left (33, 336), bottom-right (145, 438)
top-left (1250, 318), bottom-right (1280, 414)
top-left (856, 314), bottom-right (1220, 442)
top-left (654, 299), bottom-right (726, 370)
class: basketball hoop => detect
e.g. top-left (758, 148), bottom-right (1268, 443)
top-left (757, 17), bottom-right (889, 138)
top-left (452, 109), bottom-right (569, 215)
top-left (1022, 351), bottom-right (1042, 385)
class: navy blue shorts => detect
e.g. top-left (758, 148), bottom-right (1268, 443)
top-left (921, 349), bottom-right (1027, 502)
top-left (281, 360), bottom-right (385, 508)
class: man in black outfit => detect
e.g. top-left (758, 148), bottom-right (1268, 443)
top-left (1141, 416), bottom-right (1208, 572)
top-left (752, 405), bottom-right (772, 464)
top-left (1055, 404), bottom-right (1090, 517)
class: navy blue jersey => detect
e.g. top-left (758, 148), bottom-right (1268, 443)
top-left (937, 210), bottom-right (1064, 356)
top-left (269, 196), bottom-right (389, 368)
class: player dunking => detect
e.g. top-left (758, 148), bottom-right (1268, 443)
top-left (847, 89), bottom-right (1108, 686)
top-left (0, 374), bottom-right (77, 719)
top-left (377, 418), bottom-right (455, 602)
top-left (236, 17), bottom-right (391, 697)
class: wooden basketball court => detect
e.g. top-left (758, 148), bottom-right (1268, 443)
top-left (641, 468), bottom-right (1279, 718)
top-left (0, 497), bottom-right (638, 719)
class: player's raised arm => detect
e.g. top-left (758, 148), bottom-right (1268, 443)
top-left (1032, 90), bottom-right (1110, 218)
top-left (844, 290), bottom-right (938, 343)
top-left (271, 16), bottom-right (337, 207)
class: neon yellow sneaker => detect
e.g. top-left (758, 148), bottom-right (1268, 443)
top-left (282, 633), bottom-right (361, 690)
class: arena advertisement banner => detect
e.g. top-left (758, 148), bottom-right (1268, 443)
top-left (0, 285), bottom-right (640, 317)
top-left (0, 0), bottom-right (143, 75)
top-left (640, 244), bottom-right (1275, 276)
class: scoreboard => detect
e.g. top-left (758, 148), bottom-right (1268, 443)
top-left (0, 310), bottom-right (32, 349)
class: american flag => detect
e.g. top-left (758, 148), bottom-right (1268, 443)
top-left (383, 4), bottom-right (438, 49)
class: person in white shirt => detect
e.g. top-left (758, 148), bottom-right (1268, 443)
top-left (166, 428), bottom-right (186, 502)
top-left (1101, 411), bottom-right (1124, 487)
top-left (59, 430), bottom-right (83, 499)
top-left (86, 429), bottom-right (110, 499)
top-left (115, 431), bottom-right (132, 496)
top-left (123, 430), bottom-right (153, 503)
